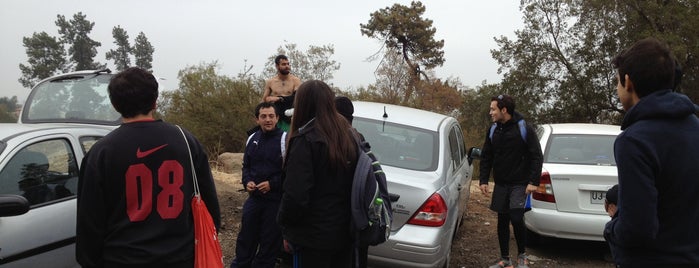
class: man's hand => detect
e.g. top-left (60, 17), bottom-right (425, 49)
top-left (479, 184), bottom-right (489, 195)
top-left (256, 181), bottom-right (270, 194)
top-left (525, 184), bottom-right (538, 194)
top-left (246, 181), bottom-right (257, 192)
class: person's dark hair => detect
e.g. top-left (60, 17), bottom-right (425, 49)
top-left (290, 80), bottom-right (356, 171)
top-left (254, 102), bottom-right (278, 118)
top-left (612, 37), bottom-right (676, 97)
top-left (108, 67), bottom-right (159, 118)
top-left (606, 184), bottom-right (619, 205)
top-left (491, 94), bottom-right (515, 115)
top-left (335, 96), bottom-right (354, 124)
top-left (274, 55), bottom-right (288, 66)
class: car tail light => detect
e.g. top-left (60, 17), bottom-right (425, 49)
top-left (532, 171), bottom-right (556, 203)
top-left (407, 192), bottom-right (447, 227)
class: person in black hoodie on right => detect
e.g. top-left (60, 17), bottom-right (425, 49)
top-left (604, 37), bottom-right (699, 267)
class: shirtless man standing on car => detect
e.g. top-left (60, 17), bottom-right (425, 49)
top-left (262, 55), bottom-right (301, 131)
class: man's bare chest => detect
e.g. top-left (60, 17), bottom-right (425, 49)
top-left (270, 80), bottom-right (294, 96)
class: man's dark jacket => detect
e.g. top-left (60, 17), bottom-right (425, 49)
top-left (479, 112), bottom-right (543, 186)
top-left (604, 90), bottom-right (699, 267)
top-left (243, 127), bottom-right (284, 201)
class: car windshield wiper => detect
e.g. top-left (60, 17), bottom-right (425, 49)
top-left (92, 68), bottom-right (111, 74)
top-left (49, 69), bottom-right (111, 83)
top-left (49, 75), bottom-right (86, 83)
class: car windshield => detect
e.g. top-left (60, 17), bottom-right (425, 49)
top-left (22, 73), bottom-right (121, 125)
top-left (545, 134), bottom-right (616, 166)
top-left (353, 117), bottom-right (438, 171)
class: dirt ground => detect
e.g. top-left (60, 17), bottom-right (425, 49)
top-left (212, 154), bottom-right (614, 267)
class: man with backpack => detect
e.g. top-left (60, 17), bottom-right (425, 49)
top-left (231, 102), bottom-right (286, 268)
top-left (479, 94), bottom-right (543, 268)
top-left (336, 96), bottom-right (392, 268)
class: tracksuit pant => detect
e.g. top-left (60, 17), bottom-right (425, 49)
top-left (230, 197), bottom-right (282, 268)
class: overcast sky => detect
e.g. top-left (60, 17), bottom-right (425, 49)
top-left (0, 0), bottom-right (523, 103)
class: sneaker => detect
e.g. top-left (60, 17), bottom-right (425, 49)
top-left (489, 258), bottom-right (513, 268)
top-left (516, 253), bottom-right (529, 268)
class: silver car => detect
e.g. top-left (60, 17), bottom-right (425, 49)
top-left (351, 101), bottom-right (475, 268)
top-left (525, 123), bottom-right (621, 242)
top-left (0, 70), bottom-right (119, 267)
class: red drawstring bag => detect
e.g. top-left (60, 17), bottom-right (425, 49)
top-left (178, 125), bottom-right (223, 268)
top-left (192, 195), bottom-right (223, 268)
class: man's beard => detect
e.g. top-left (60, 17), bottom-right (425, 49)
top-left (279, 69), bottom-right (290, 75)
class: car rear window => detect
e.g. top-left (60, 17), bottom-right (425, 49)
top-left (22, 73), bottom-right (121, 125)
top-left (545, 134), bottom-right (616, 166)
top-left (353, 118), bottom-right (438, 171)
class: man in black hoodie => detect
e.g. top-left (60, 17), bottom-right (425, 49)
top-left (604, 37), bottom-right (699, 267)
top-left (479, 94), bottom-right (543, 268)
top-left (76, 67), bottom-right (221, 268)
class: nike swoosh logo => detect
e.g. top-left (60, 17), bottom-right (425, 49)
top-left (136, 144), bottom-right (168, 158)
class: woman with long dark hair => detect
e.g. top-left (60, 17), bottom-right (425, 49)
top-left (277, 80), bottom-right (357, 268)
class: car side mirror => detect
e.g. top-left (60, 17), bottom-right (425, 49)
top-left (0, 194), bottom-right (30, 217)
top-left (467, 147), bottom-right (482, 164)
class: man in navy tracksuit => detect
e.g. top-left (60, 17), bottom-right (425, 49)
top-left (231, 102), bottom-right (286, 268)
top-left (604, 37), bottom-right (699, 267)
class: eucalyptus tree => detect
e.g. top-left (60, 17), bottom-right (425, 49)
top-left (133, 32), bottom-right (154, 71)
top-left (56, 12), bottom-right (104, 71)
top-left (105, 26), bottom-right (131, 71)
top-left (18, 32), bottom-right (67, 88)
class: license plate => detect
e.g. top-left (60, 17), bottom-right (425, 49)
top-left (590, 191), bottom-right (606, 204)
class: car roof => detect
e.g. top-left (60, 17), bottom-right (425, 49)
top-left (352, 101), bottom-right (449, 131)
top-left (0, 123), bottom-right (114, 140)
top-left (0, 123), bottom-right (54, 140)
top-left (542, 123), bottom-right (622, 135)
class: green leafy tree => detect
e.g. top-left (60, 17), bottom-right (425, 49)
top-left (133, 32), bottom-right (154, 71)
top-left (56, 12), bottom-right (104, 71)
top-left (105, 26), bottom-right (131, 71)
top-left (161, 62), bottom-right (259, 155)
top-left (491, 0), bottom-right (699, 125)
top-left (491, 0), bottom-right (626, 124)
top-left (616, 0), bottom-right (699, 104)
top-left (361, 1), bottom-right (445, 100)
top-left (18, 32), bottom-right (67, 88)
top-left (263, 43), bottom-right (341, 84)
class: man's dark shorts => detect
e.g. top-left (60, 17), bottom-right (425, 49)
top-left (490, 184), bottom-right (527, 213)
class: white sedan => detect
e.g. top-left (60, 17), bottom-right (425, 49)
top-left (525, 123), bottom-right (621, 242)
